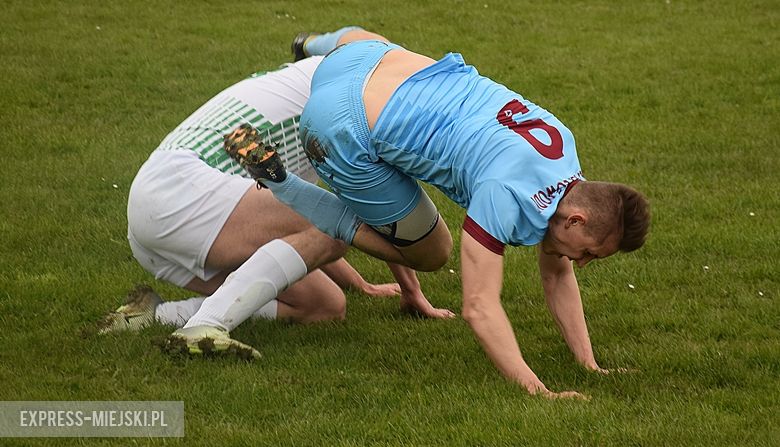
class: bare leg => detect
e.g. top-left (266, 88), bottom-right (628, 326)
top-left (275, 269), bottom-right (345, 323)
top-left (219, 163), bottom-right (454, 319)
top-left (350, 217), bottom-right (453, 272)
top-left (171, 186), bottom-right (446, 324)
top-left (195, 186), bottom-right (350, 323)
top-left (183, 267), bottom-right (346, 324)
top-left (204, 186), bottom-right (314, 271)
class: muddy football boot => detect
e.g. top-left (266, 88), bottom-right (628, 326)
top-left (223, 123), bottom-right (287, 187)
top-left (98, 285), bottom-right (162, 334)
top-left (163, 326), bottom-right (261, 360)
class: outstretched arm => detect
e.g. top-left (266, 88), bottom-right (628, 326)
top-left (461, 231), bottom-right (585, 399)
top-left (537, 247), bottom-right (602, 371)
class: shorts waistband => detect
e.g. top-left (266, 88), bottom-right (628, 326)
top-left (327, 40), bottom-right (402, 150)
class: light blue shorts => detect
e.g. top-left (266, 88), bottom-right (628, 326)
top-left (300, 40), bottom-right (422, 226)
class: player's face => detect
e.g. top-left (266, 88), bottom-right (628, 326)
top-left (541, 217), bottom-right (620, 267)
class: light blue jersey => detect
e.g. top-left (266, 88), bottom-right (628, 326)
top-left (301, 41), bottom-right (583, 251)
top-left (374, 52), bottom-right (583, 247)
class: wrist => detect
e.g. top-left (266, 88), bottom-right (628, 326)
top-left (520, 378), bottom-right (548, 395)
top-left (508, 369), bottom-right (545, 394)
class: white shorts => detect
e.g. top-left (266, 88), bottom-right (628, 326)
top-left (127, 150), bottom-right (255, 286)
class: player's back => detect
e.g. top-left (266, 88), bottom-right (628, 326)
top-left (154, 57), bottom-right (323, 181)
top-left (371, 52), bottom-right (580, 216)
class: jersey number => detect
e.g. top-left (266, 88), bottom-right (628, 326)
top-left (496, 99), bottom-right (563, 160)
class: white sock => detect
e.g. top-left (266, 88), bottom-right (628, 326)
top-left (155, 297), bottom-right (205, 327)
top-left (182, 239), bottom-right (307, 332)
top-left (155, 298), bottom-right (278, 327)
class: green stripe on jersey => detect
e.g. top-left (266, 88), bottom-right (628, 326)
top-left (155, 97), bottom-right (308, 178)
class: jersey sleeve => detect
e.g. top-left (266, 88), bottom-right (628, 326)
top-left (464, 180), bottom-right (546, 252)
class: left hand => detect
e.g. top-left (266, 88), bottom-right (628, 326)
top-left (399, 289), bottom-right (456, 319)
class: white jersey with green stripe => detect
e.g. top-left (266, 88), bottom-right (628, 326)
top-left (154, 56), bottom-right (323, 182)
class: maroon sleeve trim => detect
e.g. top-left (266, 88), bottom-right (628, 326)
top-left (463, 216), bottom-right (505, 256)
top-left (563, 179), bottom-right (581, 197)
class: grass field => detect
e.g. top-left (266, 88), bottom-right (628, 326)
top-left (1, 0), bottom-right (778, 445)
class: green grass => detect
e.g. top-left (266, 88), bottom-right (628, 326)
top-left (1, 0), bottom-right (778, 445)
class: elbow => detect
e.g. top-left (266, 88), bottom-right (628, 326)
top-left (539, 275), bottom-right (557, 292)
top-left (539, 267), bottom-right (570, 291)
top-left (327, 239), bottom-right (349, 260)
top-left (539, 263), bottom-right (565, 283)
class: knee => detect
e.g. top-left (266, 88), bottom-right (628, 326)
top-left (404, 228), bottom-right (453, 272)
top-left (407, 245), bottom-right (450, 272)
top-left (323, 238), bottom-right (349, 262)
top-left (301, 226), bottom-right (349, 265)
top-left (325, 294), bottom-right (347, 321)
top-left (307, 292), bottom-right (346, 323)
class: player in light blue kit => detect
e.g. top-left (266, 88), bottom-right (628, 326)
top-left (229, 27), bottom-right (650, 399)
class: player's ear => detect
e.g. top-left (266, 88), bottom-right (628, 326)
top-left (566, 213), bottom-right (586, 228)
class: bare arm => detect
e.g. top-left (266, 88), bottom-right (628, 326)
top-left (319, 258), bottom-right (401, 297)
top-left (537, 247), bottom-right (601, 370)
top-left (461, 231), bottom-right (585, 398)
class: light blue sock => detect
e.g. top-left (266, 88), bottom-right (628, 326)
top-left (265, 174), bottom-right (361, 244)
top-left (304, 26), bottom-right (363, 56)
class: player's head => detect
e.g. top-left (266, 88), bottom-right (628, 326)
top-left (541, 181), bottom-right (650, 266)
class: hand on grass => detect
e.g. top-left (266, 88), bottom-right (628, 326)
top-left (399, 290), bottom-right (456, 319)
